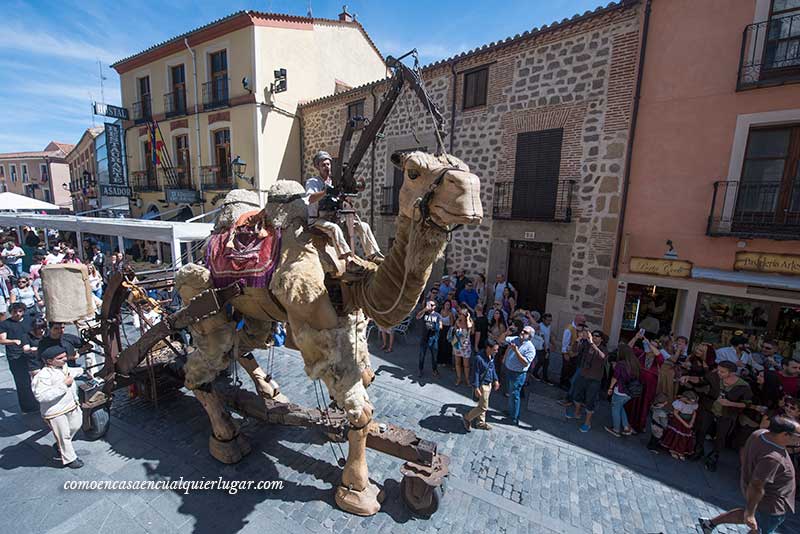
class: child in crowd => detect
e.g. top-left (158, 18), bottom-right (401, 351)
top-left (647, 393), bottom-right (670, 453)
top-left (660, 390), bottom-right (699, 461)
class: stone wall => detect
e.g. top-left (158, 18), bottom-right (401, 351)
top-left (300, 4), bottom-right (641, 329)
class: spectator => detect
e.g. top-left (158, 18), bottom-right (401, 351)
top-left (647, 393), bottom-right (670, 453)
top-left (453, 270), bottom-right (467, 296)
top-left (144, 241), bottom-right (159, 264)
top-left (450, 308), bottom-right (473, 387)
top-left (22, 317), bottom-right (48, 375)
top-left (660, 390), bottom-right (699, 461)
top-left (500, 325), bottom-right (537, 426)
top-left (492, 273), bottom-right (516, 304)
top-left (684, 360), bottom-right (753, 471)
top-left (2, 241), bottom-right (25, 278)
top-left (87, 263), bottom-right (103, 299)
top-left (437, 300), bottom-right (456, 367)
top-left (474, 274), bottom-right (488, 309)
top-left (61, 248), bottom-right (81, 264)
top-left (751, 339), bottom-right (784, 372)
top-left (38, 322), bottom-right (93, 376)
top-left (457, 279), bottom-right (479, 314)
top-left (416, 300), bottom-right (441, 378)
top-left (530, 313), bottom-right (554, 384)
top-left (0, 302), bottom-right (38, 412)
top-left (0, 257), bottom-right (13, 289)
top-left (715, 335), bottom-right (754, 375)
top-left (605, 344), bottom-right (640, 437)
top-left (91, 245), bottom-right (106, 279)
top-left (44, 245), bottom-right (64, 265)
top-left (425, 286), bottom-right (440, 305)
top-left (777, 357), bottom-right (800, 398)
top-left (674, 335), bottom-right (689, 360)
top-left (500, 286), bottom-right (516, 317)
top-left (491, 300), bottom-right (509, 324)
top-left (31, 345), bottom-right (85, 469)
top-left (462, 339), bottom-right (500, 431)
top-left (487, 308), bottom-right (507, 348)
top-left (625, 331), bottom-right (664, 433)
top-left (698, 416), bottom-right (799, 534)
top-left (472, 303), bottom-right (488, 352)
top-left (10, 274), bottom-right (42, 319)
top-left (565, 329), bottom-right (607, 432)
top-left (379, 325), bottom-right (394, 353)
top-left (559, 313), bottom-right (586, 390)
top-left (656, 343), bottom-right (681, 405)
top-left (437, 277), bottom-right (452, 302)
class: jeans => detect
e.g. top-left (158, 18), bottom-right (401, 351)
top-left (418, 340), bottom-right (438, 373)
top-left (92, 287), bottom-right (103, 299)
top-left (610, 391), bottom-right (631, 431)
top-left (531, 351), bottom-right (550, 381)
top-left (755, 512), bottom-right (785, 534)
top-left (506, 370), bottom-right (527, 423)
top-left (10, 262), bottom-right (22, 279)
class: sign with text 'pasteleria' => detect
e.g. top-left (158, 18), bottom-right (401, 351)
top-left (734, 251), bottom-right (800, 276)
top-left (105, 123), bottom-right (125, 186)
top-left (93, 102), bottom-right (129, 121)
top-left (100, 185), bottom-right (131, 197)
top-left (629, 257), bottom-right (692, 278)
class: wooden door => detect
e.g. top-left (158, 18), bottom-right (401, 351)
top-left (507, 240), bottom-right (552, 313)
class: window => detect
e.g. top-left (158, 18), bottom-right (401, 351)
top-left (136, 76), bottom-right (151, 120)
top-left (0, 166), bottom-right (4, 178)
top-left (10, 165), bottom-right (16, 183)
top-left (143, 140), bottom-right (155, 186)
top-left (735, 125), bottom-right (800, 225)
top-left (21, 164), bottom-right (28, 183)
top-left (40, 164), bottom-right (47, 182)
top-left (213, 129), bottom-right (231, 184)
top-left (175, 135), bottom-right (191, 184)
top-left (382, 147), bottom-right (426, 215)
top-left (511, 128), bottom-right (563, 220)
top-left (210, 50), bottom-right (227, 103)
top-left (347, 100), bottom-right (365, 121)
top-left (463, 67), bottom-right (489, 110)
top-left (43, 189), bottom-right (50, 202)
top-left (764, 0), bottom-right (800, 70)
top-left (169, 65), bottom-right (186, 115)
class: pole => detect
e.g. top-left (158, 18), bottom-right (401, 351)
top-left (117, 235), bottom-right (125, 255)
top-left (184, 38), bottom-right (204, 214)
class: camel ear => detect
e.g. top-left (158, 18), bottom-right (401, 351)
top-left (390, 151), bottom-right (408, 170)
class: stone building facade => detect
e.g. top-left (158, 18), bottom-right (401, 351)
top-left (300, 0), bottom-right (640, 330)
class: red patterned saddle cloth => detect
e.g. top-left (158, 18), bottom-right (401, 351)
top-left (206, 210), bottom-right (281, 288)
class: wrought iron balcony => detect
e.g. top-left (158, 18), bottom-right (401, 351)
top-left (164, 89), bottom-right (187, 118)
top-left (202, 78), bottom-right (229, 111)
top-left (738, 13), bottom-right (800, 90)
top-left (379, 183), bottom-right (401, 215)
top-left (132, 96), bottom-right (152, 124)
top-left (199, 166), bottom-right (233, 191)
top-left (492, 179), bottom-right (575, 222)
top-left (707, 180), bottom-right (800, 239)
top-left (131, 170), bottom-right (160, 192)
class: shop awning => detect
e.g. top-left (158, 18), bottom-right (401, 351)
top-left (692, 267), bottom-right (800, 292)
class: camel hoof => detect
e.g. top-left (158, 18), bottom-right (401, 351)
top-left (273, 393), bottom-right (290, 404)
top-left (334, 482), bottom-right (382, 516)
top-left (209, 434), bottom-right (251, 464)
top-left (361, 368), bottom-right (375, 388)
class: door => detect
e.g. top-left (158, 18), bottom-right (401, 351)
top-left (213, 129), bottom-right (231, 185)
top-left (210, 50), bottom-right (228, 103)
top-left (170, 65), bottom-right (186, 114)
top-left (507, 241), bottom-right (552, 312)
top-left (511, 129), bottom-right (562, 220)
top-left (175, 134), bottom-right (191, 186)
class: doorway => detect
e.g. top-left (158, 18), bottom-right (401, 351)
top-left (507, 240), bottom-right (551, 312)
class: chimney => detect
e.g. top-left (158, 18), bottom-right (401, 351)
top-left (338, 5), bottom-right (353, 22)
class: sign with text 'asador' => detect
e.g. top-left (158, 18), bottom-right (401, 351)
top-left (629, 257), bottom-right (693, 278)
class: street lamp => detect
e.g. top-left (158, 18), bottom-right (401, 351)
top-left (231, 155), bottom-right (246, 178)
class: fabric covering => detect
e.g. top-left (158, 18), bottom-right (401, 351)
top-left (206, 210), bottom-right (281, 289)
top-left (40, 264), bottom-right (95, 322)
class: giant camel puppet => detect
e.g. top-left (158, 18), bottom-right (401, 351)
top-left (174, 148), bottom-right (482, 515)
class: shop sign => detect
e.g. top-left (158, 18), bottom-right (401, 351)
top-left (93, 102), bottom-right (129, 120)
top-left (629, 257), bottom-right (692, 278)
top-left (166, 188), bottom-right (200, 204)
top-left (734, 251), bottom-right (800, 276)
top-left (100, 184), bottom-right (131, 197)
top-left (105, 123), bottom-right (126, 185)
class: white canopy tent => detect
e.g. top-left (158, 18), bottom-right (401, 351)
top-left (0, 213), bottom-right (213, 268)
top-left (0, 192), bottom-right (61, 211)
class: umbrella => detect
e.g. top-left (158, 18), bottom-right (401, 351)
top-left (0, 192), bottom-right (61, 211)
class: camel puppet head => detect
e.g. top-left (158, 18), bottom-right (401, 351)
top-left (390, 151), bottom-right (483, 228)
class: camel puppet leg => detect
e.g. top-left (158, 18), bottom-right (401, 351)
top-left (175, 264), bottom-right (251, 464)
top-left (236, 318), bottom-right (289, 403)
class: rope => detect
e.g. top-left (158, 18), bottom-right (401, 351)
top-left (412, 51), bottom-right (448, 157)
top-left (313, 379), bottom-right (344, 465)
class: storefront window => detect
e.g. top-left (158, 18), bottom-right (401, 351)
top-left (620, 284), bottom-right (679, 339)
top-left (692, 293), bottom-right (800, 358)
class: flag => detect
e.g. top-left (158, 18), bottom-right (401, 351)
top-left (150, 121), bottom-right (167, 167)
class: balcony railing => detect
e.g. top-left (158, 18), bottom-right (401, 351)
top-left (379, 184), bottom-right (401, 215)
top-left (199, 166), bottom-right (233, 191)
top-left (131, 170), bottom-right (160, 192)
top-left (164, 89), bottom-right (187, 118)
top-left (707, 180), bottom-right (800, 239)
top-left (738, 13), bottom-right (800, 90)
top-left (202, 78), bottom-right (229, 111)
top-left (132, 96), bottom-right (152, 124)
top-left (492, 179), bottom-right (575, 222)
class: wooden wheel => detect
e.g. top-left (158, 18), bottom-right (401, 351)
top-left (400, 475), bottom-right (443, 518)
top-left (83, 406), bottom-right (110, 441)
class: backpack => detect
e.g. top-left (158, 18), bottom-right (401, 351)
top-left (626, 379), bottom-right (644, 398)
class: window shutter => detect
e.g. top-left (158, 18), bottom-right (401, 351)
top-left (512, 129), bottom-right (563, 220)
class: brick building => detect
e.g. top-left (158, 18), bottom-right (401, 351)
top-left (300, 0), bottom-right (641, 329)
top-left (0, 141), bottom-right (73, 209)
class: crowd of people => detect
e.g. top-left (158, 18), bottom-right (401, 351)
top-left (409, 270), bottom-right (798, 533)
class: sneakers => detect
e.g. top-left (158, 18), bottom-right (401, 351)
top-left (604, 426), bottom-right (621, 438)
top-left (697, 517), bottom-right (715, 534)
top-left (473, 422), bottom-right (492, 430)
top-left (462, 416), bottom-right (471, 432)
top-left (622, 427), bottom-right (636, 436)
top-left (65, 458), bottom-right (84, 469)
top-left (565, 408), bottom-right (578, 419)
top-left (579, 423), bottom-right (591, 433)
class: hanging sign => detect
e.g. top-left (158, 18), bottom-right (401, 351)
top-left (105, 123), bottom-right (126, 186)
top-left (734, 251), bottom-right (800, 276)
top-left (629, 257), bottom-right (693, 278)
top-left (93, 102), bottom-right (129, 120)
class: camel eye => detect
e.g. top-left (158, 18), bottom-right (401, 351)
top-left (407, 169), bottom-right (420, 180)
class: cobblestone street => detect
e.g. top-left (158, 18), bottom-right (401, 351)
top-left (0, 329), bottom-right (796, 534)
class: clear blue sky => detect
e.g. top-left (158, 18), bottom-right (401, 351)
top-left (0, 0), bottom-right (607, 153)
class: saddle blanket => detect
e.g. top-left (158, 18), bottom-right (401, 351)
top-left (207, 210), bottom-right (281, 289)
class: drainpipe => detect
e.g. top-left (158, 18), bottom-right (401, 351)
top-left (449, 61), bottom-right (458, 154)
top-left (184, 38), bottom-right (203, 213)
top-left (370, 84), bottom-right (379, 228)
top-left (612, 0), bottom-right (652, 278)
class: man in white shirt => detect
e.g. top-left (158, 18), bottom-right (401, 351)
top-left (305, 151), bottom-right (382, 267)
top-left (500, 325), bottom-right (536, 426)
top-left (492, 273), bottom-right (516, 304)
top-left (2, 241), bottom-right (25, 278)
top-left (715, 335), bottom-right (755, 375)
top-left (44, 246), bottom-right (64, 266)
